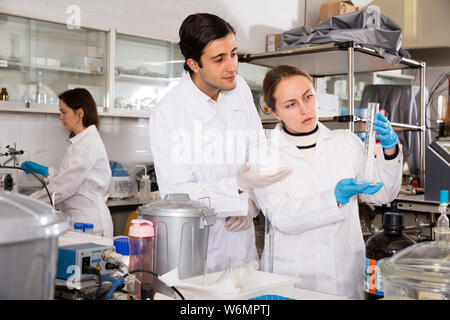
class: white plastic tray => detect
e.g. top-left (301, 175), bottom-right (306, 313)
top-left (180, 271), bottom-right (301, 300)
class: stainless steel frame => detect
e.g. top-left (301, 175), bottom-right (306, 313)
top-left (239, 41), bottom-right (426, 185)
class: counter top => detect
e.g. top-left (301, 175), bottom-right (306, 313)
top-left (106, 197), bottom-right (144, 207)
top-left (106, 191), bottom-right (160, 207)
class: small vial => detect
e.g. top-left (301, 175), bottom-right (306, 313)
top-left (84, 223), bottom-right (94, 234)
top-left (74, 222), bottom-right (85, 233)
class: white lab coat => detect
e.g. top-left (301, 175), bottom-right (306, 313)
top-left (253, 122), bottom-right (403, 299)
top-left (31, 125), bottom-right (113, 237)
top-left (150, 71), bottom-right (263, 272)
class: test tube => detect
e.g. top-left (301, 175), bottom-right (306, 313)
top-left (359, 102), bottom-right (379, 184)
top-left (264, 213), bottom-right (274, 273)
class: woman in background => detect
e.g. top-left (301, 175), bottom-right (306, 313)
top-left (21, 88), bottom-right (113, 237)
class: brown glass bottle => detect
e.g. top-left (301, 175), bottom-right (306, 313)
top-left (364, 204), bottom-right (415, 300)
top-left (0, 88), bottom-right (8, 101)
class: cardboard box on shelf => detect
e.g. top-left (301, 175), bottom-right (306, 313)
top-left (266, 34), bottom-right (282, 52)
top-left (319, 0), bottom-right (360, 22)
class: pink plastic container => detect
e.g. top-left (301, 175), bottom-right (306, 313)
top-left (128, 219), bottom-right (154, 298)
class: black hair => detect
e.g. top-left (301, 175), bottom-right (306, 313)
top-left (179, 13), bottom-right (235, 74)
top-left (58, 88), bottom-right (99, 137)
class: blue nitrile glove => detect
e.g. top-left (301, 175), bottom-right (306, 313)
top-left (374, 112), bottom-right (398, 149)
top-left (20, 161), bottom-right (49, 177)
top-left (334, 178), bottom-right (383, 204)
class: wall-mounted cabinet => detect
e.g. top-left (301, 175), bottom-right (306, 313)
top-left (0, 13), bottom-right (107, 109)
top-left (113, 33), bottom-right (183, 113)
top-left (237, 62), bottom-right (273, 121)
top-left (0, 12), bottom-right (182, 118)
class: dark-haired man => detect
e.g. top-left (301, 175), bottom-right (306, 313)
top-left (150, 13), bottom-right (290, 272)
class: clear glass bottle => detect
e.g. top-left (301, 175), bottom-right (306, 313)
top-left (35, 70), bottom-right (47, 104)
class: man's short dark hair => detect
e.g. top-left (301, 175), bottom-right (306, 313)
top-left (179, 13), bottom-right (235, 74)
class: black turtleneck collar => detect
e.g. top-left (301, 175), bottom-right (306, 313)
top-left (282, 124), bottom-right (319, 136)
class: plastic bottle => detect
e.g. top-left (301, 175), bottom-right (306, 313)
top-left (434, 190), bottom-right (449, 243)
top-left (0, 88), bottom-right (8, 101)
top-left (136, 165), bottom-right (151, 203)
top-left (127, 219), bottom-right (154, 299)
top-left (113, 237), bottom-right (130, 267)
top-left (84, 223), bottom-right (94, 234)
top-left (364, 202), bottom-right (416, 300)
top-left (74, 222), bottom-right (85, 233)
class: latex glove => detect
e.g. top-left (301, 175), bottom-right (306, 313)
top-left (226, 199), bottom-right (256, 232)
top-left (374, 112), bottom-right (398, 149)
top-left (20, 161), bottom-right (49, 177)
top-left (236, 163), bottom-right (293, 192)
top-left (334, 178), bottom-right (383, 205)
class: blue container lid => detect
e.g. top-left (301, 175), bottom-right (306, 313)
top-left (84, 223), bottom-right (94, 230)
top-left (440, 190), bottom-right (449, 204)
top-left (250, 294), bottom-right (295, 300)
top-left (74, 222), bottom-right (84, 231)
top-left (114, 237), bottom-right (130, 256)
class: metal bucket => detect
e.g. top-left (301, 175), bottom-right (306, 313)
top-left (138, 193), bottom-right (215, 280)
top-left (0, 192), bottom-right (70, 299)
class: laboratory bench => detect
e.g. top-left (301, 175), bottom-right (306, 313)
top-left (54, 272), bottom-right (348, 301)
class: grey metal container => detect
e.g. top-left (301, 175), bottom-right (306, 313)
top-left (138, 193), bottom-right (216, 280)
top-left (0, 191), bottom-right (70, 299)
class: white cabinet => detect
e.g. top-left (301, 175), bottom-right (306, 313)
top-left (0, 13), bottom-right (107, 109)
top-left (0, 12), bottom-right (184, 118)
top-left (113, 33), bottom-right (183, 114)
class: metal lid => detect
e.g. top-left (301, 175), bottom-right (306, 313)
top-left (138, 193), bottom-right (215, 218)
top-left (379, 240), bottom-right (450, 285)
top-left (0, 191), bottom-right (70, 244)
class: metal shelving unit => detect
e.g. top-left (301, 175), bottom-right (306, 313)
top-left (239, 41), bottom-right (427, 185)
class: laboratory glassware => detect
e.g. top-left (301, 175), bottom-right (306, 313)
top-left (359, 102), bottom-right (380, 184)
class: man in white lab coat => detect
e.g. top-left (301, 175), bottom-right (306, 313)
top-left (150, 13), bottom-right (291, 272)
